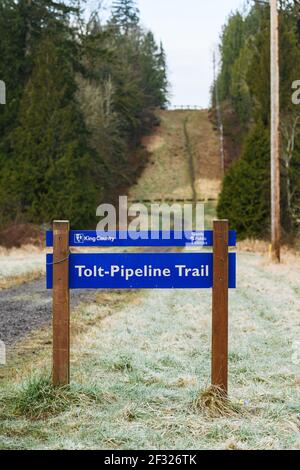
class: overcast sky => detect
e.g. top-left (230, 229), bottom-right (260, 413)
top-left (88, 0), bottom-right (247, 107)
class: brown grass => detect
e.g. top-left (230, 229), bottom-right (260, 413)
top-left (237, 238), bottom-right (300, 257)
top-left (0, 270), bottom-right (44, 290)
top-left (0, 224), bottom-right (44, 249)
top-left (194, 385), bottom-right (242, 418)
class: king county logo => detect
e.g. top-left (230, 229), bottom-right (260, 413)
top-left (74, 233), bottom-right (85, 244)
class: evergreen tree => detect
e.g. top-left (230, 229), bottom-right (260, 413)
top-left (139, 32), bottom-right (168, 108)
top-left (0, 38), bottom-right (99, 227)
top-left (111, 0), bottom-right (140, 33)
top-left (0, 0), bottom-right (79, 145)
top-left (156, 41), bottom-right (169, 108)
top-left (229, 38), bottom-right (253, 126)
top-left (217, 123), bottom-right (270, 238)
top-left (218, 12), bottom-right (245, 101)
top-left (0, 1), bottom-right (27, 139)
top-left (0, 1), bottom-right (169, 231)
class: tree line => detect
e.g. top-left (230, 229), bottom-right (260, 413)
top-left (0, 0), bottom-right (168, 228)
top-left (214, 0), bottom-right (300, 240)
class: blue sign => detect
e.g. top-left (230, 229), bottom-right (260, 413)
top-left (47, 252), bottom-right (236, 290)
top-left (46, 230), bottom-right (237, 248)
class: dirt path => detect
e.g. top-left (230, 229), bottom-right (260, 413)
top-left (0, 279), bottom-right (97, 346)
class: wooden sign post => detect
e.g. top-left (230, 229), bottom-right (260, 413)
top-left (48, 221), bottom-right (234, 389)
top-left (212, 219), bottom-right (229, 394)
top-left (52, 220), bottom-right (70, 386)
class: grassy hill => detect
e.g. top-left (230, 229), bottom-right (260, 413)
top-left (129, 109), bottom-right (221, 202)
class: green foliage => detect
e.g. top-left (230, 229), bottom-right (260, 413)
top-left (0, 1), bottom-right (27, 137)
top-left (229, 38), bottom-right (253, 126)
top-left (0, 1), bottom-right (168, 230)
top-left (0, 38), bottom-right (99, 227)
top-left (217, 123), bottom-right (270, 239)
top-left (218, 12), bottom-right (245, 102)
top-left (0, 0), bottom-right (78, 139)
top-left (140, 33), bottom-right (168, 109)
top-left (215, 2), bottom-right (300, 238)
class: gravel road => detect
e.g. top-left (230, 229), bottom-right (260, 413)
top-left (0, 278), bottom-right (97, 346)
top-left (0, 246), bottom-right (173, 347)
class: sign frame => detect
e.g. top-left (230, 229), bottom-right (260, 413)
top-left (48, 220), bottom-right (236, 395)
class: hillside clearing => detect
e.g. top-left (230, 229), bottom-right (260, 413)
top-left (129, 110), bottom-right (221, 202)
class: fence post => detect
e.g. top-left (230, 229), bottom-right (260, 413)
top-left (52, 220), bottom-right (70, 386)
top-left (212, 219), bottom-right (229, 394)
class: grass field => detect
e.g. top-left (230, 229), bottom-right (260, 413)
top-left (1, 248), bottom-right (300, 449)
top-left (0, 246), bottom-right (44, 289)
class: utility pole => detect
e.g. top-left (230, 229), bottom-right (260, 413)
top-left (270, 0), bottom-right (281, 262)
